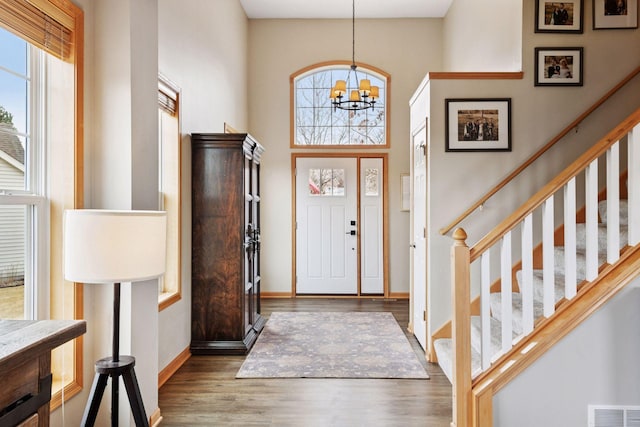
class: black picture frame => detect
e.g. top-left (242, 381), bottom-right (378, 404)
top-left (535, 0), bottom-right (584, 33)
top-left (593, 0), bottom-right (638, 29)
top-left (534, 47), bottom-right (584, 86)
top-left (445, 99), bottom-right (512, 152)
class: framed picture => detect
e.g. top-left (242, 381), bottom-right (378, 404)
top-left (534, 47), bottom-right (584, 86)
top-left (593, 0), bottom-right (638, 29)
top-left (535, 0), bottom-right (584, 33)
top-left (400, 174), bottom-right (410, 212)
top-left (445, 99), bottom-right (511, 152)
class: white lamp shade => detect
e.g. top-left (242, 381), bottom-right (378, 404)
top-left (63, 210), bottom-right (167, 284)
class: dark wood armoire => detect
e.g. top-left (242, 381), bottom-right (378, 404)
top-left (190, 133), bottom-right (265, 355)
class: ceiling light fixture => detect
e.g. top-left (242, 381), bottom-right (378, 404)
top-left (330, 0), bottom-right (379, 111)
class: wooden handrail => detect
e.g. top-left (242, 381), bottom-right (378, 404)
top-left (440, 65), bottom-right (640, 236)
top-left (469, 107), bottom-right (640, 261)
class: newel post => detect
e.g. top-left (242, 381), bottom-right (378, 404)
top-left (451, 228), bottom-right (472, 427)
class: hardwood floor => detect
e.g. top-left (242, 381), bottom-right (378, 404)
top-left (158, 298), bottom-right (452, 426)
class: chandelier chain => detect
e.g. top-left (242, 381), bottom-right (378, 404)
top-left (329, 0), bottom-right (379, 111)
top-left (352, 0), bottom-right (355, 66)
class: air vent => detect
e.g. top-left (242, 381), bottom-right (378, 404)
top-left (589, 405), bottom-right (640, 427)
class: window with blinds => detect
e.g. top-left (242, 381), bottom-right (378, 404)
top-left (0, 0), bottom-right (74, 61)
top-left (0, 0), bottom-right (84, 410)
top-left (158, 74), bottom-right (182, 310)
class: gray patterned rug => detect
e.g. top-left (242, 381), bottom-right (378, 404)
top-left (236, 311), bottom-right (429, 379)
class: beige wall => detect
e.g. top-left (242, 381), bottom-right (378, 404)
top-left (158, 0), bottom-right (249, 134)
top-left (443, 0), bottom-right (522, 71)
top-left (248, 18), bottom-right (443, 296)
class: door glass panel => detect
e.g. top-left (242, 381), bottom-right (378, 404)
top-left (309, 168), bottom-right (345, 196)
top-left (331, 169), bottom-right (345, 195)
top-left (365, 168), bottom-right (379, 196)
top-left (0, 204), bottom-right (26, 319)
top-left (308, 168), bottom-right (322, 194)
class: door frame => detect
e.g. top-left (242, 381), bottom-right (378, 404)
top-left (291, 152), bottom-right (389, 297)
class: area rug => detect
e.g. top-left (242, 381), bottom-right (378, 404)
top-left (236, 311), bottom-right (429, 379)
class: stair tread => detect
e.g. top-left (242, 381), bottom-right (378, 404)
top-left (470, 315), bottom-right (517, 359)
top-left (516, 268), bottom-right (570, 303)
top-left (489, 292), bottom-right (545, 335)
top-left (599, 199), bottom-right (628, 225)
top-left (575, 223), bottom-right (628, 251)
top-left (433, 338), bottom-right (481, 384)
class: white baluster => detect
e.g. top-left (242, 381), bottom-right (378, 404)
top-left (607, 142), bottom-right (620, 264)
top-left (501, 232), bottom-right (513, 353)
top-left (629, 125), bottom-right (640, 246)
top-left (480, 252), bottom-right (491, 370)
top-left (542, 196), bottom-right (555, 317)
top-left (521, 214), bottom-right (534, 334)
top-left (585, 159), bottom-right (599, 280)
top-left (564, 178), bottom-right (577, 300)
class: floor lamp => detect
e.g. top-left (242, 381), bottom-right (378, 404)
top-left (63, 210), bottom-right (167, 427)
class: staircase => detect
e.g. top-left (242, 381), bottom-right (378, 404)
top-left (435, 107), bottom-right (640, 427)
top-left (434, 199), bottom-right (629, 383)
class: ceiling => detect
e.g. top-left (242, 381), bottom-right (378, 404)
top-left (239, 0), bottom-right (454, 19)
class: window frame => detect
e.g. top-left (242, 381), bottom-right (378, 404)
top-left (0, 194), bottom-right (48, 318)
top-left (290, 61), bottom-right (391, 149)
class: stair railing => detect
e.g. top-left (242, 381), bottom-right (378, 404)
top-left (440, 65), bottom-right (640, 237)
top-left (450, 107), bottom-right (640, 427)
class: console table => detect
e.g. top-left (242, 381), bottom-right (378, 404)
top-left (0, 319), bottom-right (86, 427)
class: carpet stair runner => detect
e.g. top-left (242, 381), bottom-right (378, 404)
top-left (434, 199), bottom-right (629, 383)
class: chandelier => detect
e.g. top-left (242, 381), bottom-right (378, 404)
top-left (330, 0), bottom-right (379, 111)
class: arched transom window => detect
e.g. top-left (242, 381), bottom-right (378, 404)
top-left (291, 62), bottom-right (390, 147)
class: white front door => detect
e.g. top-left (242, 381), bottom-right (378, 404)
top-left (296, 157), bottom-right (358, 294)
top-left (412, 123), bottom-right (428, 350)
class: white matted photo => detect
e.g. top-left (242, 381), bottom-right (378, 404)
top-left (535, 0), bottom-right (584, 33)
top-left (535, 47), bottom-right (583, 86)
top-left (401, 174), bottom-right (410, 211)
top-left (445, 98), bottom-right (511, 152)
top-left (593, 0), bottom-right (638, 29)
